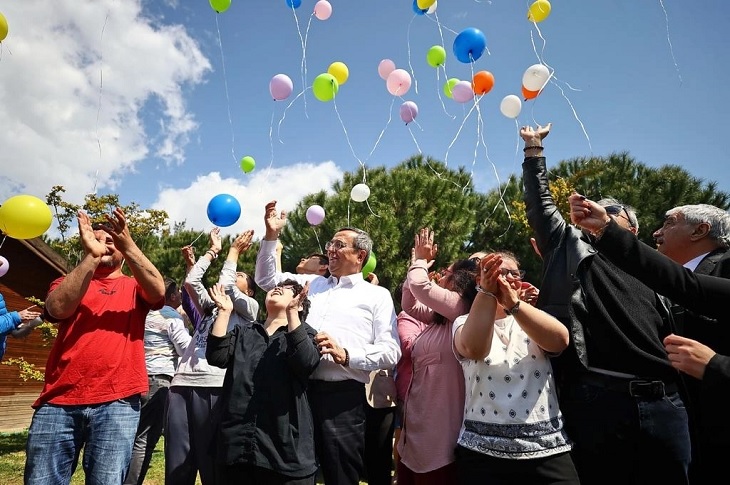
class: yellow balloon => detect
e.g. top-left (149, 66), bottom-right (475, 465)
top-left (417, 0), bottom-right (436, 9)
top-left (0, 12), bottom-right (8, 42)
top-left (0, 195), bottom-right (53, 240)
top-left (327, 61), bottom-right (349, 86)
top-left (527, 0), bottom-right (551, 23)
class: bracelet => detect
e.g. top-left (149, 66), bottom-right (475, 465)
top-left (342, 348), bottom-right (350, 367)
top-left (523, 145), bottom-right (543, 152)
top-left (504, 300), bottom-right (521, 315)
top-left (206, 250), bottom-right (219, 259)
top-left (475, 285), bottom-right (498, 300)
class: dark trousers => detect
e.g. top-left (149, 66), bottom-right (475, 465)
top-left (396, 460), bottom-right (458, 485)
top-left (164, 386), bottom-right (223, 485)
top-left (219, 464), bottom-right (317, 485)
top-left (455, 446), bottom-right (579, 485)
top-left (307, 379), bottom-right (366, 485)
top-left (364, 405), bottom-right (396, 485)
top-left (124, 374), bottom-right (171, 485)
top-left (560, 378), bottom-right (691, 485)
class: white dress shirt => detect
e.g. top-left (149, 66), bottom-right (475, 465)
top-left (255, 239), bottom-right (401, 382)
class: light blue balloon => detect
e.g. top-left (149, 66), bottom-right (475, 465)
top-left (453, 28), bottom-right (487, 63)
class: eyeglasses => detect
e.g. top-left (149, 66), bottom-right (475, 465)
top-left (273, 284), bottom-right (295, 293)
top-left (605, 205), bottom-right (635, 227)
top-left (325, 240), bottom-right (353, 252)
top-left (500, 268), bottom-right (526, 280)
top-left (439, 268), bottom-right (453, 278)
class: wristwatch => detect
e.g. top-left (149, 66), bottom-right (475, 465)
top-left (504, 300), bottom-right (521, 316)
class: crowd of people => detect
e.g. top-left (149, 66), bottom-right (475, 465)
top-left (7, 123), bottom-right (730, 485)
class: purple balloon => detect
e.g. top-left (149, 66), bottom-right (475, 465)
top-left (0, 256), bottom-right (8, 277)
top-left (269, 74), bottom-right (294, 101)
top-left (451, 80), bottom-right (474, 103)
top-left (399, 101), bottom-right (419, 124)
top-left (306, 204), bottom-right (325, 225)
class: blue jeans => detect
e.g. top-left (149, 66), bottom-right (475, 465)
top-left (24, 396), bottom-right (141, 485)
top-left (560, 380), bottom-right (690, 485)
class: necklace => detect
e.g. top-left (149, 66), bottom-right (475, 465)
top-left (494, 316), bottom-right (514, 346)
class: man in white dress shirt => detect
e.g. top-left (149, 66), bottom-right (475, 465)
top-left (255, 200), bottom-right (401, 485)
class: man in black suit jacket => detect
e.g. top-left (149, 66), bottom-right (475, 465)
top-left (652, 203), bottom-right (730, 483)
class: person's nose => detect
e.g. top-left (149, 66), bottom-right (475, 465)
top-left (652, 227), bottom-right (662, 239)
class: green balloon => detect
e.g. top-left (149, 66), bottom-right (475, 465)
top-left (443, 78), bottom-right (459, 99)
top-left (240, 155), bottom-right (255, 173)
top-left (312, 73), bottom-right (339, 102)
top-left (362, 252), bottom-right (377, 277)
top-left (427, 45), bottom-right (446, 68)
top-left (209, 0), bottom-right (231, 13)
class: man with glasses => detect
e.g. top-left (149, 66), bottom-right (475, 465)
top-left (255, 200), bottom-right (400, 485)
top-left (521, 123), bottom-right (691, 485)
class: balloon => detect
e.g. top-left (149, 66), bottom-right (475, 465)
top-left (522, 85), bottom-right (540, 100)
top-left (240, 155), bottom-right (256, 173)
top-left (451, 81), bottom-right (474, 103)
top-left (417, 0), bottom-right (436, 9)
top-left (206, 194), bottom-right (241, 227)
top-left (443, 78), bottom-right (459, 99)
top-left (472, 70), bottom-right (495, 95)
top-left (427, 1), bottom-right (438, 14)
top-left (328, 61), bottom-right (349, 86)
top-left (0, 195), bottom-right (52, 240)
top-left (0, 256), bottom-right (7, 277)
top-left (362, 252), bottom-right (377, 277)
top-left (209, 0), bottom-right (231, 13)
top-left (412, 0), bottom-right (428, 15)
top-left (522, 63), bottom-right (551, 91)
top-left (286, 0), bottom-right (302, 8)
top-left (500, 95), bottom-right (522, 119)
top-left (453, 28), bottom-right (486, 63)
top-left (314, 0), bottom-right (332, 20)
top-left (528, 0), bottom-right (552, 23)
top-left (386, 69), bottom-right (412, 96)
top-left (0, 12), bottom-right (8, 42)
top-left (350, 183), bottom-right (371, 202)
top-left (312, 73), bottom-right (339, 102)
top-left (400, 101), bottom-right (419, 124)
top-left (426, 45), bottom-right (446, 68)
top-left (269, 73), bottom-right (293, 101)
top-left (306, 205), bottom-right (325, 225)
top-left (378, 59), bottom-right (396, 80)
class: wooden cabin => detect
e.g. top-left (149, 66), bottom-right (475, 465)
top-left (0, 236), bottom-right (68, 432)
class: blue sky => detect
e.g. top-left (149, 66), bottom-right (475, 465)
top-left (0, 0), bottom-right (727, 238)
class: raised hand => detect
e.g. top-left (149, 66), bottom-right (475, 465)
top-left (97, 207), bottom-right (134, 252)
top-left (264, 200), bottom-right (287, 239)
top-left (568, 193), bottom-right (610, 233)
top-left (414, 227), bottom-right (438, 263)
top-left (288, 282), bottom-right (310, 313)
top-left (209, 283), bottom-right (233, 313)
top-left (519, 123), bottom-right (551, 144)
top-left (181, 245), bottom-right (196, 269)
top-left (230, 230), bottom-right (255, 255)
top-left (477, 254), bottom-right (503, 294)
top-left (77, 210), bottom-right (108, 258)
top-left (208, 227), bottom-right (222, 254)
top-left (519, 282), bottom-right (540, 306)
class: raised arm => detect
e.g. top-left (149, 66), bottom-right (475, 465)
top-left (219, 230), bottom-right (259, 321)
top-left (184, 228), bottom-right (221, 314)
top-left (255, 200), bottom-right (293, 290)
top-left (205, 283), bottom-right (236, 368)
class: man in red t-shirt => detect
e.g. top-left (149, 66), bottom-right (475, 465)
top-left (24, 208), bottom-right (165, 485)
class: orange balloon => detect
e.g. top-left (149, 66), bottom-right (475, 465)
top-left (522, 85), bottom-right (540, 100)
top-left (472, 70), bottom-right (495, 95)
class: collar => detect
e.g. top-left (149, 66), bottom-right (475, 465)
top-left (684, 252), bottom-right (711, 271)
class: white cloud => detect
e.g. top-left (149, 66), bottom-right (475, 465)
top-left (153, 161), bottom-right (343, 238)
top-left (0, 0), bottom-right (210, 204)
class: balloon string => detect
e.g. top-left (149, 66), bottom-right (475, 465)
top-left (550, 79), bottom-right (592, 153)
top-left (658, 0), bottom-right (683, 86)
top-left (436, 66), bottom-right (455, 119)
top-left (277, 89), bottom-right (306, 144)
top-left (433, 12), bottom-right (449, 78)
top-left (332, 97), bottom-right (366, 182)
top-left (301, 13), bottom-right (314, 118)
top-left (425, 13), bottom-right (458, 35)
top-left (214, 14), bottom-right (237, 165)
top-left (406, 125), bottom-right (423, 156)
top-left (290, 5), bottom-right (308, 118)
top-left (444, 101), bottom-right (478, 168)
top-left (94, 10), bottom-right (109, 188)
top-left (347, 199), bottom-right (351, 227)
top-left (188, 230), bottom-right (206, 246)
top-left (311, 227), bottom-right (323, 254)
top-left (0, 235), bottom-right (6, 250)
top-left (406, 15), bottom-right (419, 95)
top-left (366, 96), bottom-right (395, 161)
top-left (364, 199), bottom-right (381, 219)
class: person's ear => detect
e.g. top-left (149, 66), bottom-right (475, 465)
top-left (247, 289), bottom-right (254, 297)
top-left (690, 222), bottom-right (710, 241)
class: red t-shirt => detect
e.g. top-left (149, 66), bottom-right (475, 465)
top-left (34, 275), bottom-right (163, 407)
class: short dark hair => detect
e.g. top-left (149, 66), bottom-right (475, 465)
top-left (308, 253), bottom-right (329, 266)
top-left (280, 278), bottom-right (310, 322)
top-left (433, 258), bottom-right (479, 325)
top-left (164, 277), bottom-right (179, 301)
top-left (91, 222), bottom-right (107, 231)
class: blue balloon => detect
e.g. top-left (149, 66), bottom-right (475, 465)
top-left (286, 0), bottom-right (302, 8)
top-left (412, 0), bottom-right (427, 15)
top-left (453, 28), bottom-right (487, 63)
top-left (207, 194), bottom-right (241, 227)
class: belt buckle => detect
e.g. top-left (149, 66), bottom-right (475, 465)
top-left (629, 380), bottom-right (664, 399)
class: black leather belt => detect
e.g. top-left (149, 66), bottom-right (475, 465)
top-left (582, 372), bottom-right (677, 400)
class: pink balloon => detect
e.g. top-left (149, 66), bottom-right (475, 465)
top-left (306, 204), bottom-right (325, 225)
top-left (314, 0), bottom-right (332, 20)
top-left (451, 80), bottom-right (474, 103)
top-left (399, 101), bottom-right (419, 124)
top-left (0, 256), bottom-right (8, 277)
top-left (269, 74), bottom-right (294, 101)
top-left (378, 59), bottom-right (396, 81)
top-left (386, 69), bottom-right (412, 96)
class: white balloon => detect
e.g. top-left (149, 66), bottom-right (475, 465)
top-left (500, 95), bottom-right (522, 119)
top-left (350, 183), bottom-right (371, 202)
top-left (427, 1), bottom-right (438, 14)
top-left (0, 256), bottom-right (8, 277)
top-left (522, 64), bottom-right (551, 92)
